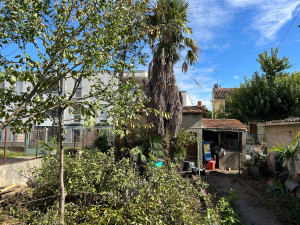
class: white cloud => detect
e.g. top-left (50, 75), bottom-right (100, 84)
top-left (233, 75), bottom-right (239, 80)
top-left (226, 0), bottom-right (300, 45)
top-left (252, 2), bottom-right (300, 45)
top-left (187, 0), bottom-right (300, 48)
top-left (175, 66), bottom-right (217, 110)
top-left (187, 0), bottom-right (234, 50)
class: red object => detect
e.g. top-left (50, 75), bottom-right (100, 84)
top-left (208, 158), bottom-right (216, 170)
top-left (198, 101), bottom-right (202, 106)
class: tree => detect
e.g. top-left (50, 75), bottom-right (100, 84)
top-left (145, 0), bottom-right (199, 164)
top-left (0, 0), bottom-right (149, 223)
top-left (225, 48), bottom-right (300, 123)
top-left (257, 47), bottom-right (291, 79)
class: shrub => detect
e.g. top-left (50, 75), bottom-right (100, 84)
top-left (9, 148), bottom-right (206, 224)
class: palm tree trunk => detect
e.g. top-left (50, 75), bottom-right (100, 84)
top-left (164, 127), bottom-right (171, 166)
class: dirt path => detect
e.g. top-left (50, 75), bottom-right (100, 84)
top-left (207, 170), bottom-right (284, 225)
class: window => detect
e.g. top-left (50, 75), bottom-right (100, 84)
top-left (73, 129), bottom-right (80, 142)
top-left (48, 109), bottom-right (58, 119)
top-left (75, 81), bottom-right (82, 98)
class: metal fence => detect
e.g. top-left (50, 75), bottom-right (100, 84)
top-left (0, 126), bottom-right (113, 163)
top-left (245, 133), bottom-right (266, 163)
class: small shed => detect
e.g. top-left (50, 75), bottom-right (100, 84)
top-left (258, 117), bottom-right (300, 173)
top-left (201, 119), bottom-right (247, 170)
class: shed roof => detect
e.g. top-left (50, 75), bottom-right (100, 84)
top-left (213, 88), bottom-right (236, 99)
top-left (182, 105), bottom-right (208, 114)
top-left (260, 117), bottom-right (300, 126)
top-left (202, 119), bottom-right (247, 131)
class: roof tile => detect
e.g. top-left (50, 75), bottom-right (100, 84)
top-left (202, 119), bottom-right (247, 131)
top-left (213, 88), bottom-right (236, 99)
top-left (183, 106), bottom-right (208, 114)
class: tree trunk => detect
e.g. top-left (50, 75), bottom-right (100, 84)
top-left (58, 104), bottom-right (66, 225)
top-left (57, 77), bottom-right (66, 225)
top-left (164, 128), bottom-right (171, 166)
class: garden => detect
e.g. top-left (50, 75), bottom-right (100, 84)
top-left (0, 132), bottom-right (243, 224)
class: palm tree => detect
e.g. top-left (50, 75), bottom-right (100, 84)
top-left (145, 0), bottom-right (199, 164)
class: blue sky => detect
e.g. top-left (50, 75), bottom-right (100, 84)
top-left (174, 0), bottom-right (300, 110)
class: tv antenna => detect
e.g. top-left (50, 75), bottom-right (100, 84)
top-left (214, 69), bottom-right (219, 86)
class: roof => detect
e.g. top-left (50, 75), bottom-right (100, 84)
top-left (202, 119), bottom-right (247, 131)
top-left (182, 106), bottom-right (208, 114)
top-left (260, 117), bottom-right (300, 126)
top-left (213, 88), bottom-right (235, 99)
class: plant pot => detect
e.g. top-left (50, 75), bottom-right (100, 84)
top-left (275, 160), bottom-right (283, 173)
top-left (284, 180), bottom-right (299, 193)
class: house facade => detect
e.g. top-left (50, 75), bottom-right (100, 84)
top-left (0, 71), bottom-right (148, 148)
top-left (211, 84), bottom-right (235, 119)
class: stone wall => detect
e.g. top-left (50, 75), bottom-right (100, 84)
top-left (0, 158), bottom-right (42, 187)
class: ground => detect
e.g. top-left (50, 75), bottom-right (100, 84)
top-left (206, 169), bottom-right (300, 225)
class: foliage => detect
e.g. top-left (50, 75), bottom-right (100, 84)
top-left (204, 195), bottom-right (243, 225)
top-left (170, 129), bottom-right (197, 161)
top-left (203, 110), bottom-right (212, 118)
top-left (3, 148), bottom-right (215, 224)
top-left (213, 103), bottom-right (228, 119)
top-left (145, 0), bottom-right (199, 138)
top-left (257, 47), bottom-right (291, 79)
top-left (270, 131), bottom-right (300, 176)
top-left (93, 129), bottom-right (112, 153)
top-left (266, 179), bottom-right (286, 195)
top-left (225, 48), bottom-right (300, 123)
top-left (0, 0), bottom-right (149, 133)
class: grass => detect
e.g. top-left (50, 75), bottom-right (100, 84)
top-left (0, 149), bottom-right (27, 158)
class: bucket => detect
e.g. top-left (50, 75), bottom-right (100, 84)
top-left (192, 168), bottom-right (199, 175)
top-left (284, 180), bottom-right (299, 193)
top-left (183, 161), bottom-right (195, 171)
top-left (200, 169), bottom-right (205, 176)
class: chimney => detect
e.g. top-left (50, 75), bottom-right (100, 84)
top-left (213, 84), bottom-right (218, 89)
top-left (198, 101), bottom-right (202, 106)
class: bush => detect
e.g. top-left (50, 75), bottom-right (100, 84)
top-left (3, 147), bottom-right (242, 224)
top-left (7, 148), bottom-right (207, 224)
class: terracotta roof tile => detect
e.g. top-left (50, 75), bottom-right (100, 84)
top-left (202, 119), bottom-right (247, 131)
top-left (260, 117), bottom-right (300, 125)
top-left (213, 88), bottom-right (236, 99)
top-left (183, 106), bottom-right (208, 114)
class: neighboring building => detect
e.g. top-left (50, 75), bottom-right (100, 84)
top-left (201, 119), bottom-right (247, 170)
top-left (258, 117), bottom-right (300, 174)
top-left (211, 84), bottom-right (235, 119)
top-left (180, 91), bottom-right (193, 107)
top-left (181, 101), bottom-right (208, 168)
top-left (181, 102), bottom-right (248, 170)
top-left (0, 71), bottom-right (148, 148)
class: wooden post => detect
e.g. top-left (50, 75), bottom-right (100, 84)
top-left (36, 128), bottom-right (39, 158)
top-left (73, 130), bottom-right (76, 151)
top-left (24, 133), bottom-right (27, 156)
top-left (3, 127), bottom-right (8, 165)
top-left (86, 129), bottom-right (88, 149)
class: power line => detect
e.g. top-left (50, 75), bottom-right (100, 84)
top-left (277, 9), bottom-right (300, 49)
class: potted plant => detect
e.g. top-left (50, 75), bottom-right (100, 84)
top-left (270, 131), bottom-right (300, 177)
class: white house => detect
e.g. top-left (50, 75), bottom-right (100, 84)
top-left (1, 70), bottom-right (148, 148)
